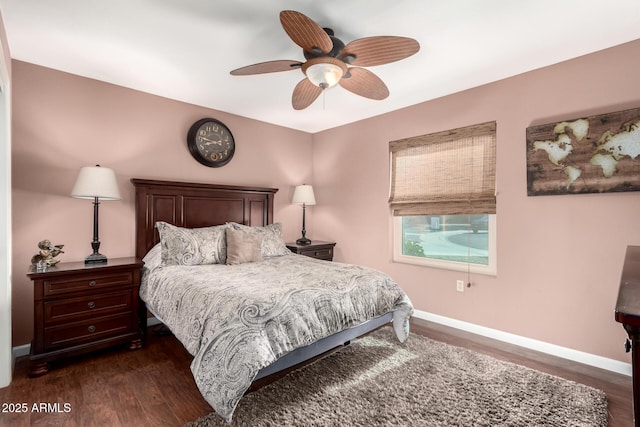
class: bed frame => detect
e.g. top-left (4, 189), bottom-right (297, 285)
top-left (132, 178), bottom-right (277, 259)
top-left (131, 178), bottom-right (392, 381)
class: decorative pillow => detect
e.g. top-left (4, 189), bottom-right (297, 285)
top-left (156, 222), bottom-right (227, 266)
top-left (227, 222), bottom-right (291, 257)
top-left (225, 227), bottom-right (263, 265)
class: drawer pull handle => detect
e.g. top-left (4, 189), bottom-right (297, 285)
top-left (88, 325), bottom-right (96, 333)
top-left (87, 301), bottom-right (96, 309)
top-left (88, 280), bottom-right (96, 287)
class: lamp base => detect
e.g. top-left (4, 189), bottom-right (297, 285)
top-left (296, 237), bottom-right (312, 245)
top-left (85, 252), bottom-right (107, 265)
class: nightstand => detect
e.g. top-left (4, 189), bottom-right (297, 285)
top-left (26, 257), bottom-right (144, 376)
top-left (286, 241), bottom-right (336, 261)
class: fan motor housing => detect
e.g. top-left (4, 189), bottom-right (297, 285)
top-left (304, 29), bottom-right (346, 60)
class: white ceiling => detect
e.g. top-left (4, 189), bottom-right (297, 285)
top-left (1, 0), bottom-right (639, 133)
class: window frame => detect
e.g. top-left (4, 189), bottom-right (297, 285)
top-left (392, 214), bottom-right (497, 276)
top-left (389, 121), bottom-right (497, 275)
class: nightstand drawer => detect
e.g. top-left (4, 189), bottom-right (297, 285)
top-left (43, 313), bottom-right (133, 351)
top-left (299, 247), bottom-right (333, 260)
top-left (44, 290), bottom-right (133, 326)
top-left (286, 241), bottom-right (336, 261)
top-left (43, 271), bottom-right (134, 297)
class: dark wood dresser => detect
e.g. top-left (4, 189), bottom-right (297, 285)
top-left (27, 257), bottom-right (144, 376)
top-left (615, 245), bottom-right (640, 426)
top-left (286, 241), bottom-right (336, 261)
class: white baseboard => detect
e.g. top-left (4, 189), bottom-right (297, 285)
top-left (12, 317), bottom-right (164, 360)
top-left (12, 344), bottom-right (29, 359)
top-left (413, 309), bottom-right (632, 377)
top-left (147, 316), bottom-right (162, 327)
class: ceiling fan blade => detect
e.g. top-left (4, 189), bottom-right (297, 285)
top-left (230, 60), bottom-right (302, 76)
top-left (280, 10), bottom-right (333, 55)
top-left (342, 36), bottom-right (420, 67)
top-left (339, 67), bottom-right (389, 100)
top-left (292, 78), bottom-right (323, 110)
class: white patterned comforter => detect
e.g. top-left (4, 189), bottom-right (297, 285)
top-left (140, 248), bottom-right (413, 422)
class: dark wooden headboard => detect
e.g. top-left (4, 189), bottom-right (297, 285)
top-left (131, 179), bottom-right (278, 259)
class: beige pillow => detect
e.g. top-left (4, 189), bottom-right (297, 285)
top-left (225, 227), bottom-right (264, 265)
top-left (227, 222), bottom-right (290, 257)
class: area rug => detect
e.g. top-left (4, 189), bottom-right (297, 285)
top-left (186, 327), bottom-right (607, 426)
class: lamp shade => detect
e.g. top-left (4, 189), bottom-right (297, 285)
top-left (292, 185), bottom-right (316, 205)
top-left (71, 165), bottom-right (121, 200)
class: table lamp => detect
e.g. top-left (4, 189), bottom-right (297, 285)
top-left (71, 165), bottom-right (121, 264)
top-left (292, 184), bottom-right (316, 245)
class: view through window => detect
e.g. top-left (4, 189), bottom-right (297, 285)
top-left (394, 214), bottom-right (496, 274)
top-left (401, 214), bottom-right (490, 264)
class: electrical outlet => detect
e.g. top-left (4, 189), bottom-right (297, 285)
top-left (456, 280), bottom-right (465, 292)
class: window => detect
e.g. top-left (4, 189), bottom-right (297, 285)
top-left (393, 214), bottom-right (496, 275)
top-left (389, 122), bottom-right (497, 275)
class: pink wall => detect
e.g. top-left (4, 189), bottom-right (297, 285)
top-left (10, 39), bottom-right (640, 364)
top-left (11, 61), bottom-right (313, 345)
top-left (312, 39), bottom-right (640, 362)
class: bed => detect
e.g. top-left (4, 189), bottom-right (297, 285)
top-left (131, 178), bottom-right (413, 422)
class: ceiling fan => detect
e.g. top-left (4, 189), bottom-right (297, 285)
top-left (230, 10), bottom-right (420, 110)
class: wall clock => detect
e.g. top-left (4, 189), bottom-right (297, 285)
top-left (187, 118), bottom-right (235, 167)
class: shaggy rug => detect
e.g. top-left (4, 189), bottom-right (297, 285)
top-left (186, 327), bottom-right (608, 426)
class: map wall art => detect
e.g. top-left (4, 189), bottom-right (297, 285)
top-left (526, 107), bottom-right (640, 196)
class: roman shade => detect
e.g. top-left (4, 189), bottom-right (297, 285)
top-left (389, 121), bottom-right (496, 216)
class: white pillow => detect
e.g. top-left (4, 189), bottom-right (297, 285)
top-left (142, 243), bottom-right (162, 274)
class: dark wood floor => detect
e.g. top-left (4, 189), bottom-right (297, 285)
top-left (0, 319), bottom-right (633, 426)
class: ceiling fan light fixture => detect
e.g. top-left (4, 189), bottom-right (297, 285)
top-left (306, 63), bottom-right (343, 88)
top-left (302, 57), bottom-right (348, 89)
